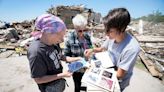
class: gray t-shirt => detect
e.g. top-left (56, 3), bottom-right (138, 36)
top-left (102, 32), bottom-right (140, 89)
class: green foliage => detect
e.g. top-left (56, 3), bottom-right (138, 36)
top-left (133, 11), bottom-right (164, 23)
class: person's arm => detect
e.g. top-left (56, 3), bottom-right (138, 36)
top-left (117, 48), bottom-right (140, 80)
top-left (34, 71), bottom-right (72, 84)
top-left (63, 35), bottom-right (72, 57)
top-left (84, 38), bottom-right (109, 58)
top-left (61, 55), bottom-right (82, 63)
top-left (84, 47), bottom-right (106, 58)
top-left (66, 56), bottom-right (82, 62)
top-left (116, 68), bottom-right (126, 80)
top-left (92, 47), bottom-right (106, 52)
top-left (28, 52), bottom-right (72, 84)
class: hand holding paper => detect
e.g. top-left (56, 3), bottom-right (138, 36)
top-left (68, 58), bottom-right (90, 72)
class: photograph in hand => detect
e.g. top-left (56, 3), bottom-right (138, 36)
top-left (68, 58), bottom-right (89, 72)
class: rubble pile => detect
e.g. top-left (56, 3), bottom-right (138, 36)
top-left (130, 21), bottom-right (164, 36)
top-left (0, 5), bottom-right (163, 81)
top-left (130, 20), bottom-right (164, 80)
top-left (47, 5), bottom-right (101, 28)
top-left (0, 5), bottom-right (103, 58)
top-left (89, 24), bottom-right (106, 47)
top-left (0, 20), bottom-right (34, 57)
top-left (143, 22), bottom-right (164, 36)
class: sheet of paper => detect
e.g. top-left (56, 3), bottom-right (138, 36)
top-left (95, 51), bottom-right (114, 68)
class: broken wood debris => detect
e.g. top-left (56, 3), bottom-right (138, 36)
top-left (0, 50), bottom-right (15, 58)
top-left (139, 50), bottom-right (163, 78)
top-left (135, 35), bottom-right (164, 43)
top-left (0, 45), bottom-right (15, 50)
top-left (47, 5), bottom-right (101, 29)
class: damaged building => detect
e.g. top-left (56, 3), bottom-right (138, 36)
top-left (47, 5), bottom-right (102, 28)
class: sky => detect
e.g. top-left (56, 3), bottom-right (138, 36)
top-left (0, 0), bottom-right (164, 22)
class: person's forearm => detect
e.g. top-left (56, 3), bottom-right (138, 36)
top-left (92, 47), bottom-right (105, 53)
top-left (84, 47), bottom-right (105, 58)
top-left (116, 68), bottom-right (126, 80)
top-left (65, 56), bottom-right (81, 62)
top-left (34, 73), bottom-right (65, 84)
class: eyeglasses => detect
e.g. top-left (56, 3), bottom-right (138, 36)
top-left (78, 29), bottom-right (87, 32)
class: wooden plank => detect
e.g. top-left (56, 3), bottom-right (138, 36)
top-left (146, 45), bottom-right (164, 49)
top-left (146, 53), bottom-right (164, 63)
top-left (0, 50), bottom-right (15, 58)
top-left (135, 35), bottom-right (164, 43)
top-left (21, 51), bottom-right (27, 55)
top-left (0, 45), bottom-right (15, 50)
top-left (139, 51), bottom-right (162, 77)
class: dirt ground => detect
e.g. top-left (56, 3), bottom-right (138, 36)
top-left (0, 56), bottom-right (164, 92)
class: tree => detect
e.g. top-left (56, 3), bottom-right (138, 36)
top-left (133, 10), bottom-right (164, 23)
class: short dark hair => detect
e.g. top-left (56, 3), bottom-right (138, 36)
top-left (103, 8), bottom-right (131, 33)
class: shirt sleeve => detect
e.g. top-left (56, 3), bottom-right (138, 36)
top-left (119, 49), bottom-right (140, 71)
top-left (101, 39), bottom-right (109, 49)
top-left (64, 38), bottom-right (72, 56)
top-left (28, 54), bottom-right (47, 78)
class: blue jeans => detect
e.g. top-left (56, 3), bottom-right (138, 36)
top-left (45, 79), bottom-right (66, 92)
